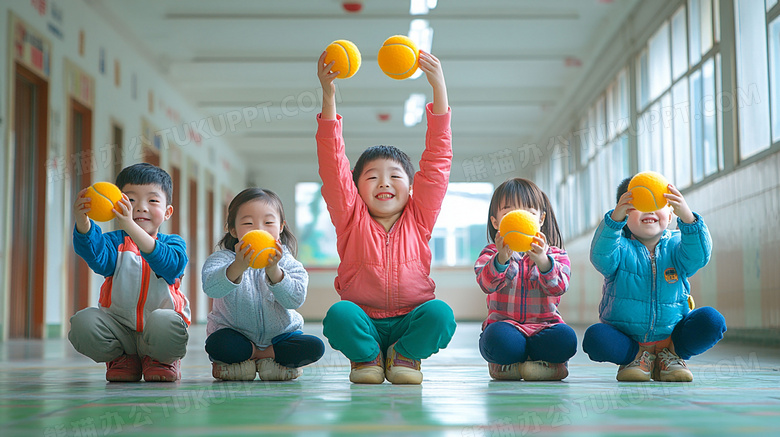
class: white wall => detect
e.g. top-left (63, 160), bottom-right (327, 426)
top-left (0, 0), bottom-right (248, 338)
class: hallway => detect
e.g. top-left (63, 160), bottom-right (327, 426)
top-left (1, 323), bottom-right (778, 436)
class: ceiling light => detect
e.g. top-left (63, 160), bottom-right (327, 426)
top-left (410, 0), bottom-right (437, 15)
top-left (404, 93), bottom-right (426, 127)
top-left (408, 19), bottom-right (433, 79)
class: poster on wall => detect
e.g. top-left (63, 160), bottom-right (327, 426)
top-left (11, 14), bottom-right (52, 78)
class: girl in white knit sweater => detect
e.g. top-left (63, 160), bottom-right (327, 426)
top-left (202, 188), bottom-right (324, 381)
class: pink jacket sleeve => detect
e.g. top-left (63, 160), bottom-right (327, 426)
top-left (411, 103), bottom-right (452, 232)
top-left (474, 245), bottom-right (517, 295)
top-left (529, 247), bottom-right (571, 297)
top-left (315, 114), bottom-right (358, 234)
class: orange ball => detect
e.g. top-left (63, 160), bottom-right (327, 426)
top-left (628, 171), bottom-right (670, 212)
top-left (377, 35), bottom-right (419, 80)
top-left (498, 210), bottom-right (541, 253)
top-left (324, 40), bottom-right (362, 79)
top-left (85, 182), bottom-right (122, 222)
top-left (239, 230), bottom-right (278, 269)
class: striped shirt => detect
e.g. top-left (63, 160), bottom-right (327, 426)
top-left (474, 244), bottom-right (570, 336)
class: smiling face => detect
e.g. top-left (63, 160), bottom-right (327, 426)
top-left (625, 205), bottom-right (672, 245)
top-left (229, 199), bottom-right (284, 242)
top-left (121, 183), bottom-right (173, 238)
top-left (357, 158), bottom-right (411, 221)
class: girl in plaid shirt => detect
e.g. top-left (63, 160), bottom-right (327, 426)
top-left (474, 178), bottom-right (576, 381)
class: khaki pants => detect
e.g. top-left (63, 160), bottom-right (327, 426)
top-left (68, 307), bottom-right (188, 364)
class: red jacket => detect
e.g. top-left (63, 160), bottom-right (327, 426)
top-left (316, 103), bottom-right (452, 318)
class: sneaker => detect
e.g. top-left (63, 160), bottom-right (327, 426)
top-left (616, 351), bottom-right (655, 382)
top-left (385, 343), bottom-right (423, 385)
top-left (141, 356), bottom-right (181, 382)
top-left (212, 360), bottom-right (257, 381)
top-left (256, 358), bottom-right (303, 381)
top-left (488, 362), bottom-right (523, 380)
top-left (655, 348), bottom-right (693, 382)
top-left (521, 361), bottom-right (569, 381)
top-left (349, 352), bottom-right (385, 384)
top-left (106, 354), bottom-right (142, 382)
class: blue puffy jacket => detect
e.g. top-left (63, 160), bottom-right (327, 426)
top-left (590, 211), bottom-right (711, 343)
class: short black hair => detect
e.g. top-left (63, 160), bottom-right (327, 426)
top-left (616, 176), bottom-right (632, 204)
top-left (116, 163), bottom-right (173, 205)
top-left (351, 145), bottom-right (415, 187)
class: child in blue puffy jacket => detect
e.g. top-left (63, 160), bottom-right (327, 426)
top-left (582, 177), bottom-right (726, 382)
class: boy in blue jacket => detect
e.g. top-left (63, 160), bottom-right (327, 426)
top-left (583, 177), bottom-right (726, 382)
top-left (69, 163), bottom-right (190, 382)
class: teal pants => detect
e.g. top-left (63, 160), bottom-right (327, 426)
top-left (323, 299), bottom-right (456, 363)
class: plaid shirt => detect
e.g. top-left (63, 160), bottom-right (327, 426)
top-left (474, 244), bottom-right (570, 336)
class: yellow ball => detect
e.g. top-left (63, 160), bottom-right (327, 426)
top-left (85, 182), bottom-right (122, 222)
top-left (324, 40), bottom-right (361, 79)
top-left (377, 35), bottom-right (419, 80)
top-left (498, 210), bottom-right (541, 253)
top-left (239, 230), bottom-right (278, 269)
top-left (628, 171), bottom-right (670, 212)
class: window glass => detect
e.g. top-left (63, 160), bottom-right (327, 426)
top-left (649, 22), bottom-right (672, 101)
top-left (734, 0), bottom-right (772, 158)
top-left (690, 69), bottom-right (704, 182)
top-left (430, 183), bottom-right (493, 266)
top-left (702, 58), bottom-right (718, 176)
top-left (689, 0), bottom-right (702, 66)
top-left (672, 79), bottom-right (693, 188)
top-left (661, 93), bottom-right (676, 183)
top-left (770, 17), bottom-right (780, 143)
top-left (295, 183), bottom-right (340, 267)
top-left (701, 0), bottom-right (714, 55)
top-left (637, 50), bottom-right (650, 110)
top-left (672, 7), bottom-right (689, 80)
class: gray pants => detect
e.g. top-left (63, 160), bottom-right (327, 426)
top-left (68, 307), bottom-right (189, 364)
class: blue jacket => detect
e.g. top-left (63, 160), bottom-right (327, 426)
top-left (590, 211), bottom-right (711, 343)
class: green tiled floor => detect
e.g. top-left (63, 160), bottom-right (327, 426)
top-left (1, 323), bottom-right (779, 436)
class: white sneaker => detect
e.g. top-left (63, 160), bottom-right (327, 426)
top-left (349, 352), bottom-right (384, 384)
top-left (488, 362), bottom-right (523, 380)
top-left (385, 343), bottom-right (423, 385)
top-left (256, 358), bottom-right (303, 381)
top-left (616, 351), bottom-right (655, 382)
top-left (655, 348), bottom-right (693, 382)
top-left (520, 361), bottom-right (569, 381)
top-left (212, 360), bottom-right (256, 381)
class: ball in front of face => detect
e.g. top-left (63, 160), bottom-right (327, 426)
top-left (239, 230), bottom-right (278, 269)
top-left (499, 209), bottom-right (540, 252)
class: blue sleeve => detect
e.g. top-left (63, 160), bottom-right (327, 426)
top-left (142, 233), bottom-right (188, 285)
top-left (493, 257), bottom-right (509, 273)
top-left (590, 210), bottom-right (626, 277)
top-left (72, 221), bottom-right (122, 277)
top-left (673, 212), bottom-right (712, 277)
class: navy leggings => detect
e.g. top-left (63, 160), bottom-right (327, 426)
top-left (205, 328), bottom-right (325, 368)
top-left (479, 321), bottom-right (578, 365)
top-left (582, 306), bottom-right (727, 365)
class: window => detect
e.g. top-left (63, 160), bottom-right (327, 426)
top-left (295, 182), bottom-right (493, 268)
top-left (430, 183), bottom-right (493, 266)
top-left (295, 183), bottom-right (339, 267)
top-left (734, 0), bottom-right (772, 158)
top-left (672, 7), bottom-right (689, 80)
top-left (769, 16), bottom-right (780, 143)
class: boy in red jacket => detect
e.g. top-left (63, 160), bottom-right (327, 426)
top-left (316, 50), bottom-right (456, 384)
